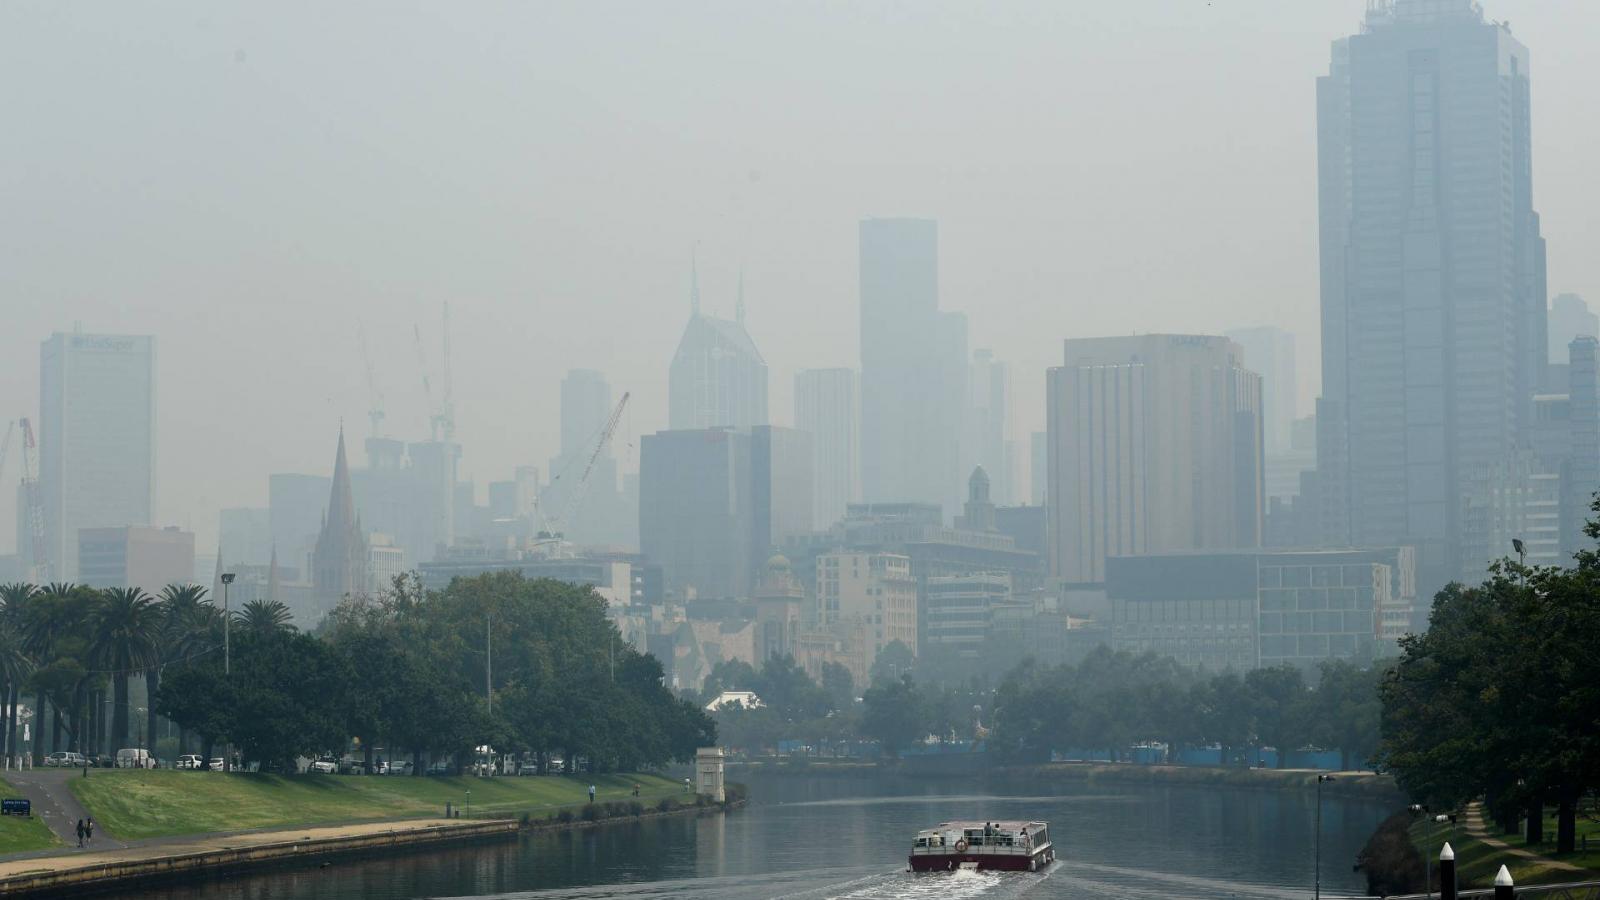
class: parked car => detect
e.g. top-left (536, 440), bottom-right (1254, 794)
top-left (425, 761), bottom-right (453, 776)
top-left (516, 761), bottom-right (540, 776)
top-left (44, 751), bottom-right (82, 767)
top-left (385, 760), bottom-right (412, 776)
top-left (309, 757), bottom-right (338, 774)
top-left (208, 757), bottom-right (226, 771)
top-left (116, 748), bottom-right (154, 769)
top-left (176, 754), bottom-right (204, 770)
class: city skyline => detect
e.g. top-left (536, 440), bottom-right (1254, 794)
top-left (3, 1), bottom-right (1598, 559)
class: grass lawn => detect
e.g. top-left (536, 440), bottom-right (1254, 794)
top-left (71, 770), bottom-right (688, 841)
top-left (1410, 816), bottom-right (1600, 889)
top-left (0, 778), bottom-right (58, 854)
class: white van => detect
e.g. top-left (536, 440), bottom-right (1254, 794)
top-left (116, 748), bottom-right (154, 769)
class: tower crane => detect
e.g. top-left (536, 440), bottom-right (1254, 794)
top-left (19, 418), bottom-right (48, 582)
top-left (412, 304), bottom-right (456, 443)
top-left (358, 324), bottom-right (385, 439)
top-left (537, 392), bottom-right (629, 543)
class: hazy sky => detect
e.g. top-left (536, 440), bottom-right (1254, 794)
top-left (3, 1), bottom-right (1597, 555)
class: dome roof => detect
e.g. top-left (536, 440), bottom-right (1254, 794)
top-left (969, 465), bottom-right (990, 486)
top-left (765, 553), bottom-right (792, 573)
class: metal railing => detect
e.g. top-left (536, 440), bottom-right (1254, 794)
top-left (910, 841), bottom-right (1048, 857)
top-left (1388, 882), bottom-right (1600, 899)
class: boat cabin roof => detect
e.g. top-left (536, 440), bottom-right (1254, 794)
top-left (917, 821), bottom-right (1047, 834)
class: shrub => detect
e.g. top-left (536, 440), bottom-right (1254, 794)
top-left (656, 797), bottom-right (674, 813)
top-left (580, 804), bottom-right (601, 822)
top-left (629, 801), bottom-right (644, 817)
top-left (557, 809), bottom-right (574, 824)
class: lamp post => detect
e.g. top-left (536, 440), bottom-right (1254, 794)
top-left (220, 572), bottom-right (235, 772)
top-left (1512, 538), bottom-right (1526, 569)
top-left (1316, 773), bottom-right (1336, 900)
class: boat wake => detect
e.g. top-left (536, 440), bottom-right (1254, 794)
top-left (443, 864), bottom-right (1054, 900)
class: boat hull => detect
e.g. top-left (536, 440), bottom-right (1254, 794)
top-left (908, 847), bottom-right (1053, 873)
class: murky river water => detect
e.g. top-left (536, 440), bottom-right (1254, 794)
top-left (120, 771), bottom-right (1392, 899)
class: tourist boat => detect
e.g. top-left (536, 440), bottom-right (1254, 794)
top-left (908, 820), bottom-right (1054, 872)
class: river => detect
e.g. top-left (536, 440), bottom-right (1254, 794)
top-left (119, 771), bottom-right (1392, 900)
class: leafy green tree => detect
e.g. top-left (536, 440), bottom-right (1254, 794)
top-left (821, 661), bottom-right (855, 710)
top-left (861, 673), bottom-right (926, 757)
top-left (869, 640), bottom-right (915, 686)
top-left (1245, 665), bottom-right (1306, 768)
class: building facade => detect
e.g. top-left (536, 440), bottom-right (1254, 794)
top-left (78, 525), bottom-right (194, 593)
top-left (639, 428), bottom-right (753, 599)
top-left (1045, 335), bottom-right (1265, 585)
top-left (1315, 1), bottom-right (1547, 590)
top-left (924, 571), bottom-right (1012, 659)
top-left (816, 551), bottom-right (917, 669)
top-left (668, 262), bottom-right (768, 432)
top-left (1225, 327), bottom-right (1297, 455)
top-left (795, 368), bottom-right (861, 530)
top-left (39, 332), bottom-right (156, 580)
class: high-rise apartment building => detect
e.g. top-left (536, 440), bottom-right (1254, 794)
top-left (1315, 1), bottom-right (1546, 587)
top-left (668, 263), bottom-right (768, 432)
top-left (1225, 327), bottom-right (1296, 454)
top-left (794, 368), bottom-right (860, 530)
top-left (859, 218), bottom-right (966, 514)
top-left (1045, 335), bottom-right (1264, 585)
top-left (38, 332), bottom-right (156, 580)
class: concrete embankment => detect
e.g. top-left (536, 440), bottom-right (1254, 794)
top-left (0, 818), bottom-right (517, 898)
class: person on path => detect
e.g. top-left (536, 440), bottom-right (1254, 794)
top-left (75, 819), bottom-right (85, 848)
top-left (86, 818), bottom-right (95, 842)
top-left (588, 784), bottom-right (596, 803)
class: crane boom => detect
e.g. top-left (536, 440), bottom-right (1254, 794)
top-left (19, 417), bottom-right (48, 582)
top-left (358, 324), bottom-right (385, 439)
top-left (542, 392), bottom-right (629, 541)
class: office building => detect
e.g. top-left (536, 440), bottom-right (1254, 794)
top-left (924, 572), bottom-right (1012, 659)
top-left (1030, 431), bottom-right (1047, 505)
top-left (668, 261), bottom-right (768, 432)
top-left (269, 473), bottom-right (330, 576)
top-left (1315, 2), bottom-right (1547, 589)
top-left (751, 425), bottom-right (813, 571)
top-left (859, 218), bottom-right (966, 513)
top-left (218, 507), bottom-right (272, 568)
top-left (967, 349), bottom-right (1011, 504)
top-left (38, 332), bottom-right (156, 580)
top-left (1225, 327), bottom-right (1297, 455)
top-left (816, 551), bottom-right (917, 673)
top-left (1045, 335), bottom-right (1264, 585)
top-left (78, 525), bottom-right (194, 593)
top-left (639, 428), bottom-right (753, 599)
top-left (795, 368), bottom-right (860, 530)
top-left (1549, 295), bottom-right (1596, 367)
top-left (546, 369), bottom-right (627, 545)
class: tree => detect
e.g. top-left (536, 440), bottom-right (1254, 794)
top-left (861, 673), bottom-right (926, 757)
top-left (88, 587), bottom-right (163, 751)
top-left (1245, 665), bottom-right (1306, 768)
top-left (821, 662), bottom-right (855, 711)
top-left (869, 640), bottom-right (915, 686)
top-left (235, 599), bottom-right (295, 637)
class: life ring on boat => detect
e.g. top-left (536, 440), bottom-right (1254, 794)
top-left (954, 839), bottom-right (968, 853)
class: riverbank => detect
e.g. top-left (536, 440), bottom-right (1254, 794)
top-left (733, 756), bottom-right (1401, 798)
top-left (0, 817), bottom-right (518, 897)
top-left (66, 770), bottom-right (686, 840)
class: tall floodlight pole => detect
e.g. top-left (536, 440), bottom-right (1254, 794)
top-left (221, 572), bottom-right (235, 772)
top-left (1316, 773), bottom-right (1335, 899)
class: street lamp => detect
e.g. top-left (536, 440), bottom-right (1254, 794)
top-left (1316, 773), bottom-right (1336, 900)
top-left (1511, 539), bottom-right (1526, 567)
top-left (220, 572), bottom-right (235, 773)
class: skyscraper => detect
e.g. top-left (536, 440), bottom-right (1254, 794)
top-left (1549, 294), bottom-right (1598, 364)
top-left (639, 428), bottom-right (752, 599)
top-left (311, 427), bottom-right (369, 618)
top-left (794, 368), bottom-right (860, 530)
top-left (38, 332), bottom-right (156, 580)
top-left (1224, 327), bottom-right (1296, 454)
top-left (859, 218), bottom-right (965, 514)
top-left (546, 369), bottom-right (624, 544)
top-left (1046, 335), bottom-right (1264, 584)
top-left (751, 425), bottom-right (813, 571)
top-left (668, 260), bottom-right (768, 432)
top-left (1316, 1), bottom-right (1546, 586)
top-left (967, 349), bottom-right (1011, 505)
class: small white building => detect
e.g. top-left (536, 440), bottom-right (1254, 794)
top-left (703, 691), bottom-right (763, 712)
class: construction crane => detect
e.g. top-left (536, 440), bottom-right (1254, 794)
top-left (19, 418), bottom-right (48, 582)
top-left (412, 304), bottom-right (456, 443)
top-left (537, 392), bottom-right (629, 542)
top-left (358, 324), bottom-right (385, 439)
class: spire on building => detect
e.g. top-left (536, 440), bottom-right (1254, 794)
top-left (736, 264), bottom-right (746, 325)
top-left (312, 424), bottom-right (370, 614)
top-left (690, 246), bottom-right (701, 317)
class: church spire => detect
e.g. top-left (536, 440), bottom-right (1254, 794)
top-left (327, 424), bottom-right (357, 535)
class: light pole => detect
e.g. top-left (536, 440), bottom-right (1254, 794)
top-left (1316, 773), bottom-right (1335, 900)
top-left (1512, 538), bottom-right (1526, 569)
top-left (220, 572), bottom-right (235, 772)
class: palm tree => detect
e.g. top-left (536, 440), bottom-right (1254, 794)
top-left (235, 599), bottom-right (295, 637)
top-left (152, 584), bottom-right (212, 752)
top-left (87, 588), bottom-right (162, 752)
top-left (0, 584), bottom-right (37, 761)
top-left (18, 584), bottom-right (72, 761)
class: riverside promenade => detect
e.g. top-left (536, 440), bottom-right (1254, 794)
top-left (0, 817), bottom-right (517, 896)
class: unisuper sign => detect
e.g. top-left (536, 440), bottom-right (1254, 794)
top-left (70, 336), bottom-right (140, 352)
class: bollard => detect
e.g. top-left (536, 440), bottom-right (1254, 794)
top-left (1494, 864), bottom-right (1514, 900)
top-left (445, 802), bottom-right (452, 818)
top-left (1440, 843), bottom-right (1457, 900)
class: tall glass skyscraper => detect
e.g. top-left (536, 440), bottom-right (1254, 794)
top-left (39, 332), bottom-right (157, 580)
top-left (1315, 1), bottom-right (1545, 587)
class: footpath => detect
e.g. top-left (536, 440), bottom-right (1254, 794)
top-left (1462, 801), bottom-right (1586, 875)
top-left (0, 817), bottom-right (516, 896)
top-left (5, 768), bottom-right (126, 849)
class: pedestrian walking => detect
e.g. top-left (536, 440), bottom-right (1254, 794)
top-left (588, 784), bottom-right (596, 803)
top-left (683, 776), bottom-right (691, 793)
top-left (75, 819), bottom-right (85, 848)
top-left (85, 818), bottom-right (94, 842)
